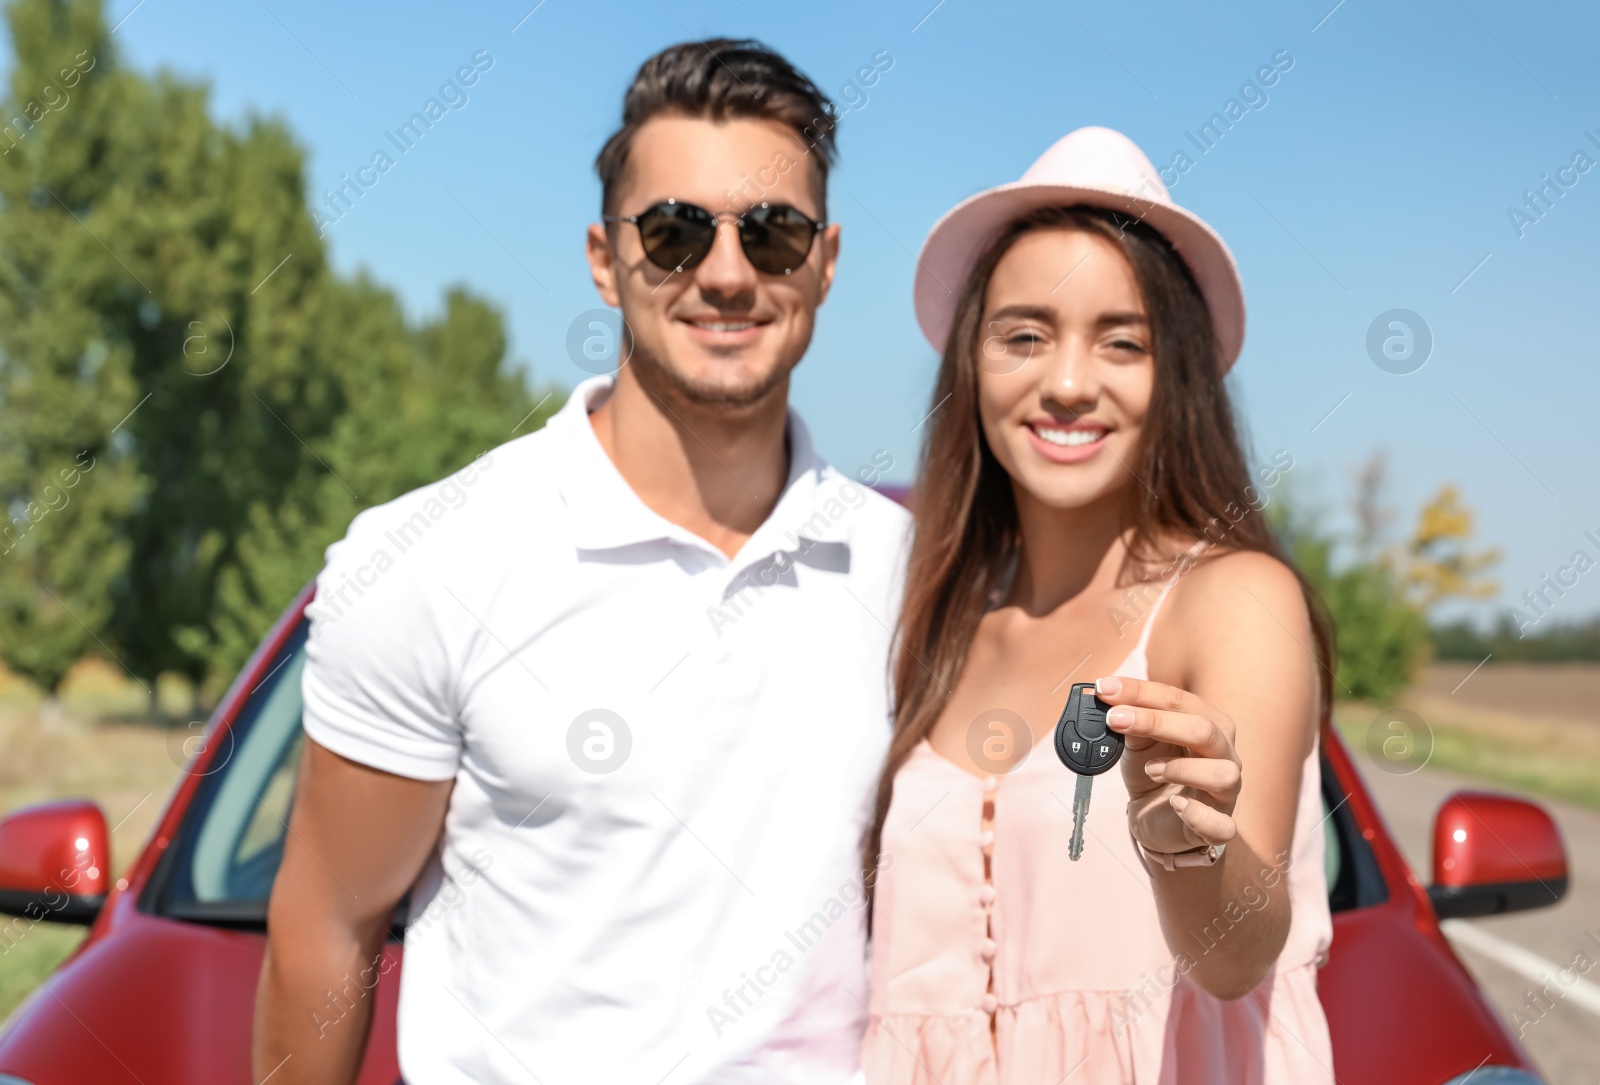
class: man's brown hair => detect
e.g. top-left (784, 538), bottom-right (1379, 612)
top-left (595, 39), bottom-right (839, 215)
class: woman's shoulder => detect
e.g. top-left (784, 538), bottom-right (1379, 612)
top-left (1185, 544), bottom-right (1303, 588)
top-left (1159, 544), bottom-right (1311, 638)
top-left (1145, 543), bottom-right (1320, 709)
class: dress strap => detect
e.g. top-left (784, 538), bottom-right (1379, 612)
top-left (1127, 539), bottom-right (1209, 659)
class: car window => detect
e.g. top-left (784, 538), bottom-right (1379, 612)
top-left (190, 645), bottom-right (304, 903)
top-left (1322, 752), bottom-right (1387, 912)
top-left (146, 621), bottom-right (309, 922)
top-left (1321, 793), bottom-right (1340, 891)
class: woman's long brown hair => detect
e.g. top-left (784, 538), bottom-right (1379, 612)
top-left (863, 205), bottom-right (1334, 908)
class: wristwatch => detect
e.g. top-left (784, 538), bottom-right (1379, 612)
top-left (1138, 841), bottom-right (1226, 871)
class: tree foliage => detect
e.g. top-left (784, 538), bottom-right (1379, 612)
top-left (1270, 457), bottom-right (1503, 703)
top-left (0, 0), bottom-right (562, 705)
top-left (1273, 498), bottom-right (1428, 703)
top-left (1433, 616), bottom-right (1600, 663)
top-left (1396, 484), bottom-right (1501, 613)
top-left (0, 0), bottom-right (141, 698)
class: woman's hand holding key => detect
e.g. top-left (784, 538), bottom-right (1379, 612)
top-left (1097, 674), bottom-right (1244, 857)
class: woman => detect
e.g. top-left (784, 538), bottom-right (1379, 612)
top-left (861, 127), bottom-right (1335, 1084)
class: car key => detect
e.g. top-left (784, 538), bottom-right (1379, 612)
top-left (1053, 682), bottom-right (1125, 860)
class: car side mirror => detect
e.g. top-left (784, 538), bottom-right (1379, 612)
top-left (0, 799), bottom-right (111, 925)
top-left (1428, 790), bottom-right (1568, 920)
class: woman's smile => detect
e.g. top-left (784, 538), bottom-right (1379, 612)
top-left (1024, 417), bottom-right (1111, 463)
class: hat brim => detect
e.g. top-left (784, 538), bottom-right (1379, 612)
top-left (913, 181), bottom-right (1246, 372)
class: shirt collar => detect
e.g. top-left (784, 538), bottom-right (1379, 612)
top-left (550, 375), bottom-right (847, 564)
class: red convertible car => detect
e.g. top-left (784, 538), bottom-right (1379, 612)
top-left (0, 582), bottom-right (1569, 1084)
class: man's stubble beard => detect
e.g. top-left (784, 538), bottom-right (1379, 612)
top-left (624, 330), bottom-right (798, 414)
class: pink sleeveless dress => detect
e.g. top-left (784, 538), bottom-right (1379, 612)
top-left (862, 575), bottom-right (1335, 1085)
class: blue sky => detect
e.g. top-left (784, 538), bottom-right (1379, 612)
top-left (6, 0), bottom-right (1598, 627)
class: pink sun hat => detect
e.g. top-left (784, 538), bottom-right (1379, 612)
top-left (913, 126), bottom-right (1247, 372)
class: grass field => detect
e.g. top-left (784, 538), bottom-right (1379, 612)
top-left (1, 659), bottom-right (1596, 1023)
top-left (0, 659), bottom-right (191, 1021)
top-left (1334, 662), bottom-right (1600, 810)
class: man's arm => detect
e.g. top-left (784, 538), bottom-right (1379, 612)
top-left (253, 737), bottom-right (453, 1084)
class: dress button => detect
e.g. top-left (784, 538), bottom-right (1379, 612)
top-left (980, 938), bottom-right (997, 960)
top-left (978, 829), bottom-right (995, 850)
top-left (982, 775), bottom-right (998, 794)
top-left (978, 884), bottom-right (996, 905)
top-left (982, 993), bottom-right (999, 1014)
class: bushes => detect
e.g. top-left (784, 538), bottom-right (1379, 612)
top-left (1317, 558), bottom-right (1431, 701)
top-left (1276, 507), bottom-right (1429, 703)
top-left (1269, 455), bottom-right (1501, 703)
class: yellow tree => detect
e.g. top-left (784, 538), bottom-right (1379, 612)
top-left (1397, 485), bottom-right (1502, 613)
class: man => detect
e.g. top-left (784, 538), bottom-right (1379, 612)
top-left (253, 38), bottom-right (909, 1085)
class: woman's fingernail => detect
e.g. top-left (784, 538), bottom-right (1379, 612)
top-left (1170, 794), bottom-right (1190, 812)
top-left (1096, 677), bottom-right (1122, 697)
top-left (1107, 706), bottom-right (1134, 727)
top-left (1145, 759), bottom-right (1167, 779)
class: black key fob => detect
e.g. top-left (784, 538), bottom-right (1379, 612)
top-left (1053, 682), bottom-right (1124, 776)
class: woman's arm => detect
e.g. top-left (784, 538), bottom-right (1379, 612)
top-left (1098, 550), bottom-right (1320, 1000)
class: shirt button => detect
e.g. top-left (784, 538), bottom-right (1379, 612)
top-left (980, 938), bottom-right (998, 961)
top-left (978, 884), bottom-right (996, 905)
top-left (982, 775), bottom-right (998, 793)
top-left (982, 993), bottom-right (999, 1013)
top-left (978, 830), bottom-right (995, 850)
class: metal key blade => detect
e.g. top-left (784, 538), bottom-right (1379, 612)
top-left (1069, 772), bottom-right (1093, 861)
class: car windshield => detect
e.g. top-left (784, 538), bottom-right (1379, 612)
top-left (142, 612), bottom-right (1379, 925)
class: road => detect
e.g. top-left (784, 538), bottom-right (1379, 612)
top-left (1358, 758), bottom-right (1600, 1084)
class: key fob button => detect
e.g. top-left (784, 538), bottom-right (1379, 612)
top-left (1064, 735), bottom-right (1092, 773)
top-left (1087, 740), bottom-right (1118, 770)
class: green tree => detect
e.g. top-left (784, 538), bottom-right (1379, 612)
top-left (1271, 486), bottom-right (1428, 702)
top-left (0, 0), bottom-right (562, 708)
top-left (0, 0), bottom-right (143, 713)
top-left (102, 104), bottom-right (338, 695)
top-left (207, 281), bottom-right (561, 695)
top-left (1283, 455), bottom-right (1503, 702)
top-left (0, 0), bottom-right (335, 703)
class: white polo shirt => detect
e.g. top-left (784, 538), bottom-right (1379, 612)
top-left (300, 375), bottom-right (909, 1085)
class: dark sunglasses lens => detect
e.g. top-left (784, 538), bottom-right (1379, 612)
top-left (636, 203), bottom-right (715, 271)
top-left (741, 205), bottom-right (817, 274)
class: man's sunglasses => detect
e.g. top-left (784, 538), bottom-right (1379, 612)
top-left (603, 199), bottom-right (826, 277)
